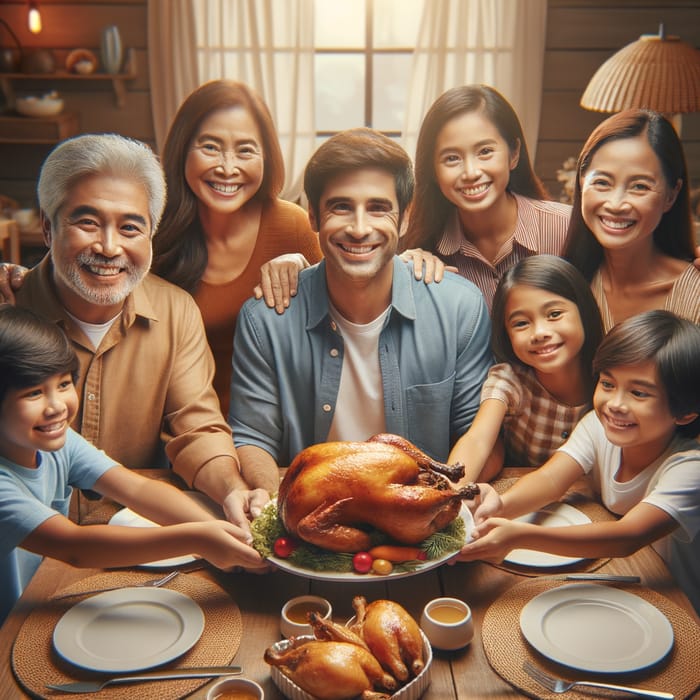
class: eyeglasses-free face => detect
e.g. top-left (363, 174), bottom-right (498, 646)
top-left (185, 105), bottom-right (265, 214)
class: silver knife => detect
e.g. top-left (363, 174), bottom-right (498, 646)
top-left (564, 574), bottom-right (641, 582)
top-left (46, 666), bottom-right (242, 694)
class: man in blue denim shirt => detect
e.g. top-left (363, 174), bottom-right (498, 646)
top-left (229, 129), bottom-right (492, 497)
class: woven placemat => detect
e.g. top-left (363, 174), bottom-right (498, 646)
top-left (489, 477), bottom-right (614, 576)
top-left (12, 571), bottom-right (242, 700)
top-left (482, 577), bottom-right (700, 699)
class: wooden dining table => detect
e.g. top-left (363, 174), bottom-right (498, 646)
top-left (1, 468), bottom-right (698, 700)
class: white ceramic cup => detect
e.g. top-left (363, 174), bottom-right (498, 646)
top-left (206, 676), bottom-right (264, 700)
top-left (420, 597), bottom-right (474, 650)
top-left (280, 595), bottom-right (332, 638)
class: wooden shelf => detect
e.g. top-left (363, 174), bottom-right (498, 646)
top-left (0, 49), bottom-right (136, 109)
top-left (0, 110), bottom-right (80, 144)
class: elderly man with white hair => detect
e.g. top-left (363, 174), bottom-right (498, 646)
top-left (13, 133), bottom-right (266, 532)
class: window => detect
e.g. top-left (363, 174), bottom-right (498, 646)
top-left (314, 0), bottom-right (424, 142)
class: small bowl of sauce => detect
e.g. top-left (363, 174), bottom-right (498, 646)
top-left (280, 595), bottom-right (332, 638)
top-left (420, 597), bottom-right (474, 650)
top-left (206, 676), bottom-right (264, 700)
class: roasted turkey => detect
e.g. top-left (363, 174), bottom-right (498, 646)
top-left (264, 637), bottom-right (396, 699)
top-left (278, 433), bottom-right (477, 552)
top-left (308, 597), bottom-right (425, 684)
top-left (349, 596), bottom-right (424, 682)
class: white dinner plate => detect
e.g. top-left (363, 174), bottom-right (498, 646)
top-left (503, 502), bottom-right (592, 568)
top-left (108, 491), bottom-right (222, 568)
top-left (268, 505), bottom-right (473, 582)
top-left (53, 587), bottom-right (205, 672)
top-left (520, 583), bottom-right (674, 673)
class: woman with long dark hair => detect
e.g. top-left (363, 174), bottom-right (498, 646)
top-left (152, 80), bottom-right (322, 411)
top-left (563, 109), bottom-right (700, 331)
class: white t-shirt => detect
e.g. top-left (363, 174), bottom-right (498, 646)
top-left (327, 304), bottom-right (390, 442)
top-left (65, 309), bottom-right (121, 350)
top-left (558, 411), bottom-right (700, 614)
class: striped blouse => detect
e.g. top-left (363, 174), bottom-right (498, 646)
top-left (436, 194), bottom-right (572, 310)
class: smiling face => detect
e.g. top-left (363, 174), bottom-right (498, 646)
top-left (311, 167), bottom-right (399, 317)
top-left (0, 373), bottom-right (78, 467)
top-left (184, 105), bottom-right (264, 215)
top-left (504, 284), bottom-right (585, 380)
top-left (580, 135), bottom-right (680, 255)
top-left (433, 109), bottom-right (519, 215)
top-left (48, 174), bottom-right (152, 323)
top-left (593, 361), bottom-right (681, 460)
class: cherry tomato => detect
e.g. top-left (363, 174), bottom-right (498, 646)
top-left (371, 558), bottom-right (393, 575)
top-left (352, 552), bottom-right (373, 574)
top-left (273, 537), bottom-right (297, 558)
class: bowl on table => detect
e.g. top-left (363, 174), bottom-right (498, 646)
top-left (206, 676), bottom-right (264, 699)
top-left (15, 94), bottom-right (64, 117)
top-left (420, 597), bottom-right (474, 650)
top-left (280, 595), bottom-right (332, 638)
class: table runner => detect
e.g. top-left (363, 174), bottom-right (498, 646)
top-left (490, 476), bottom-right (613, 575)
top-left (481, 577), bottom-right (700, 699)
top-left (12, 570), bottom-right (242, 700)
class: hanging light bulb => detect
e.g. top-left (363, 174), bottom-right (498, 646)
top-left (28, 1), bottom-right (42, 34)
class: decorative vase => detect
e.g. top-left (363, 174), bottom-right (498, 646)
top-left (100, 25), bottom-right (122, 74)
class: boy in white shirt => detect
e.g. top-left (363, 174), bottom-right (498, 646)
top-left (458, 310), bottom-right (700, 613)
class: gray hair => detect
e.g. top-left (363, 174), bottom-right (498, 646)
top-left (37, 133), bottom-right (167, 236)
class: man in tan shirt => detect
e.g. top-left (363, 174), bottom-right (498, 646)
top-left (14, 133), bottom-right (266, 532)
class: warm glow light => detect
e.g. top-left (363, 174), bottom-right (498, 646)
top-left (28, 2), bottom-right (42, 34)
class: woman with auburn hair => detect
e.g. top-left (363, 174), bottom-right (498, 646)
top-left (563, 108), bottom-right (700, 331)
top-left (152, 80), bottom-right (322, 412)
top-left (400, 84), bottom-right (571, 310)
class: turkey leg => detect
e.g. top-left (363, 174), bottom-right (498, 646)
top-left (368, 434), bottom-right (465, 483)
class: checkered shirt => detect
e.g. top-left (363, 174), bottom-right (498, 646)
top-left (481, 362), bottom-right (590, 467)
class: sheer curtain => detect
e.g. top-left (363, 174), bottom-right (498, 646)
top-left (148, 1), bottom-right (545, 195)
top-left (402, 0), bottom-right (548, 161)
top-left (147, 0), bottom-right (199, 152)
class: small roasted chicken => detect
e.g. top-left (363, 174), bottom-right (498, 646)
top-left (264, 637), bottom-right (396, 700)
top-left (349, 596), bottom-right (424, 682)
top-left (278, 434), bottom-right (477, 551)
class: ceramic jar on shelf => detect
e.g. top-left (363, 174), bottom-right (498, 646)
top-left (100, 25), bottom-right (123, 74)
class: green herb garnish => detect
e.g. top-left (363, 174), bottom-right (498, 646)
top-left (251, 499), bottom-right (466, 573)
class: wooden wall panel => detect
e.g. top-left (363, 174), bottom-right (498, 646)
top-left (535, 0), bottom-right (700, 199)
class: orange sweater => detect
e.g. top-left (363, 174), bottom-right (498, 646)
top-left (194, 199), bottom-right (322, 414)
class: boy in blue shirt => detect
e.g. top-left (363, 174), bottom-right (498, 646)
top-left (0, 305), bottom-right (264, 623)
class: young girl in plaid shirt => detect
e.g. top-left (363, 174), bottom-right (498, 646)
top-left (450, 255), bottom-right (603, 483)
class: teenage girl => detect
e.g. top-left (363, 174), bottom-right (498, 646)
top-left (450, 255), bottom-right (603, 483)
top-left (400, 84), bottom-right (571, 310)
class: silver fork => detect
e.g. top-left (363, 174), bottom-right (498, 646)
top-left (53, 570), bottom-right (180, 600)
top-left (523, 661), bottom-right (674, 698)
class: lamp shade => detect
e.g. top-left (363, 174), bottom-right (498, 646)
top-left (580, 26), bottom-right (700, 114)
